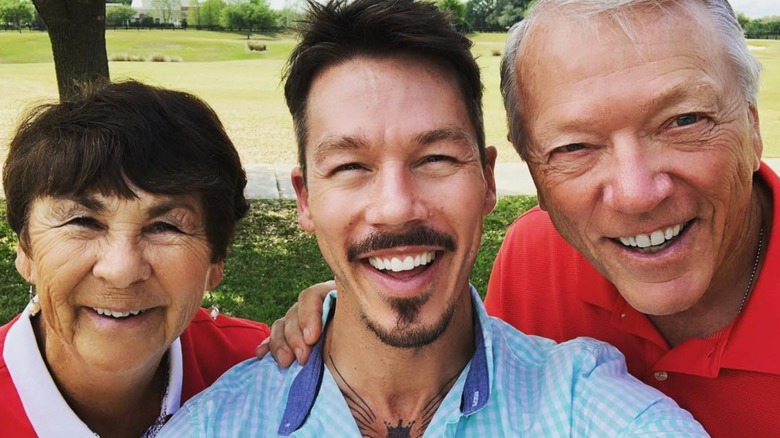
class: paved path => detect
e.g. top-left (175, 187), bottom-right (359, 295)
top-left (248, 159), bottom-right (780, 199)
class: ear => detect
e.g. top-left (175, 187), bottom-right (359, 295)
top-left (482, 146), bottom-right (498, 215)
top-left (205, 261), bottom-right (224, 291)
top-left (292, 166), bottom-right (315, 233)
top-left (748, 104), bottom-right (763, 172)
top-left (15, 243), bottom-right (35, 284)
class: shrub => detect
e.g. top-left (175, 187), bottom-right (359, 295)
top-left (109, 53), bottom-right (144, 62)
top-left (247, 41), bottom-right (267, 52)
top-left (146, 54), bottom-right (183, 62)
top-left (147, 53), bottom-right (170, 62)
top-left (491, 49), bottom-right (501, 56)
top-left (109, 53), bottom-right (181, 62)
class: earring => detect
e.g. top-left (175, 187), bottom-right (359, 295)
top-left (26, 284), bottom-right (40, 317)
top-left (205, 290), bottom-right (219, 320)
top-left (209, 304), bottom-right (220, 320)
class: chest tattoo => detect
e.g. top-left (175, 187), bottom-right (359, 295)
top-left (328, 353), bottom-right (459, 438)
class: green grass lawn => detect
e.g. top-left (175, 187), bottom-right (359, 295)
top-left (0, 30), bottom-right (516, 165)
top-left (6, 30), bottom-right (778, 165)
top-left (0, 196), bottom-right (539, 325)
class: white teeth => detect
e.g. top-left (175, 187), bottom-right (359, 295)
top-left (618, 223), bottom-right (684, 249)
top-left (94, 308), bottom-right (143, 318)
top-left (650, 230), bottom-right (665, 246)
top-left (368, 251), bottom-right (436, 272)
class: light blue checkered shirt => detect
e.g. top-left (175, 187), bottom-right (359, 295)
top-left (160, 287), bottom-right (707, 437)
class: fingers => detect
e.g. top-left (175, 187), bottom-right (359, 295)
top-left (296, 280), bottom-right (334, 346)
top-left (255, 337), bottom-right (271, 360)
top-left (262, 279), bottom-right (335, 367)
top-left (267, 316), bottom-right (297, 367)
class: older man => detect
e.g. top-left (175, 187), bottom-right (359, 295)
top-left (161, 1), bottom-right (705, 436)
top-left (485, 0), bottom-right (778, 435)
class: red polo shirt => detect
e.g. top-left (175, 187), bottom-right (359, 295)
top-left (0, 308), bottom-right (269, 436)
top-left (485, 163), bottom-right (780, 437)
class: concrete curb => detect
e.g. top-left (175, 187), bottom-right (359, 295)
top-left (247, 163), bottom-right (539, 200)
top-left (249, 159), bottom-right (780, 200)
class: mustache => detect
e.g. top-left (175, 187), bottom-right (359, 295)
top-left (347, 226), bottom-right (456, 262)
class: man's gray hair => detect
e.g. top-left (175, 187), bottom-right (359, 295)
top-left (500, 0), bottom-right (763, 160)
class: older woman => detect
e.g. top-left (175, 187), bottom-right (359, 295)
top-left (0, 81), bottom-right (270, 437)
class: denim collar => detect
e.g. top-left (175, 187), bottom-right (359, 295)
top-left (278, 287), bottom-right (490, 436)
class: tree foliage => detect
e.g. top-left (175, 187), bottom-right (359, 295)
top-left (465, 0), bottom-right (531, 32)
top-left (151, 0), bottom-right (180, 24)
top-left (220, 0), bottom-right (276, 38)
top-left (105, 3), bottom-right (135, 26)
top-left (190, 0), bottom-right (224, 29)
top-left (0, 0), bottom-right (35, 32)
top-left (740, 15), bottom-right (780, 38)
top-left (438, 0), bottom-right (468, 31)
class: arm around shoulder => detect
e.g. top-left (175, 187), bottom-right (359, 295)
top-left (568, 339), bottom-right (708, 437)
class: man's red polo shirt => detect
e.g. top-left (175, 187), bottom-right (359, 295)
top-left (485, 163), bottom-right (780, 437)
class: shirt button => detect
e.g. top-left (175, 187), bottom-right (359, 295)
top-left (654, 371), bottom-right (668, 381)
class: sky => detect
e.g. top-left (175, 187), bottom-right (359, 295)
top-left (728, 0), bottom-right (780, 18)
top-left (269, 0), bottom-right (780, 19)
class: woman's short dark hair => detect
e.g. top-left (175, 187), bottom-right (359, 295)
top-left (4, 80), bottom-right (249, 262)
top-left (284, 0), bottom-right (485, 179)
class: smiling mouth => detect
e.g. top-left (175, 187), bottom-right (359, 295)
top-left (93, 307), bottom-right (146, 319)
top-left (615, 221), bottom-right (691, 253)
top-left (368, 251), bottom-right (435, 271)
top-left (367, 251), bottom-right (436, 278)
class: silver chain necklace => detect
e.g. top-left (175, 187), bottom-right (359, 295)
top-left (737, 227), bottom-right (763, 314)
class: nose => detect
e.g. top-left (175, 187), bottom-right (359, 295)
top-left (93, 235), bottom-right (151, 288)
top-left (364, 164), bottom-right (429, 228)
top-left (602, 136), bottom-right (672, 214)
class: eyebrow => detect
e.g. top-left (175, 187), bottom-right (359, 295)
top-left (147, 199), bottom-right (199, 218)
top-left (68, 195), bottom-right (106, 212)
top-left (413, 127), bottom-right (475, 147)
top-left (640, 80), bottom-right (720, 113)
top-left (312, 135), bottom-right (369, 166)
top-left (64, 195), bottom-right (198, 218)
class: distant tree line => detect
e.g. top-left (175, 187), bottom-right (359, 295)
top-left (187, 0), bottom-right (287, 37)
top-left (441, 0), bottom-right (780, 36)
top-left (738, 13), bottom-right (780, 39)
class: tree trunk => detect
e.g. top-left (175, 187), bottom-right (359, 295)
top-left (32, 0), bottom-right (109, 101)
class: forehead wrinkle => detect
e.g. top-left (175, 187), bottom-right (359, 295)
top-left (312, 135), bottom-right (369, 165)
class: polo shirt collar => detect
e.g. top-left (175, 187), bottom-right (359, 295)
top-left (573, 162), bottom-right (780, 377)
top-left (278, 286), bottom-right (491, 436)
top-left (3, 308), bottom-right (184, 436)
top-left (719, 163), bottom-right (780, 376)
